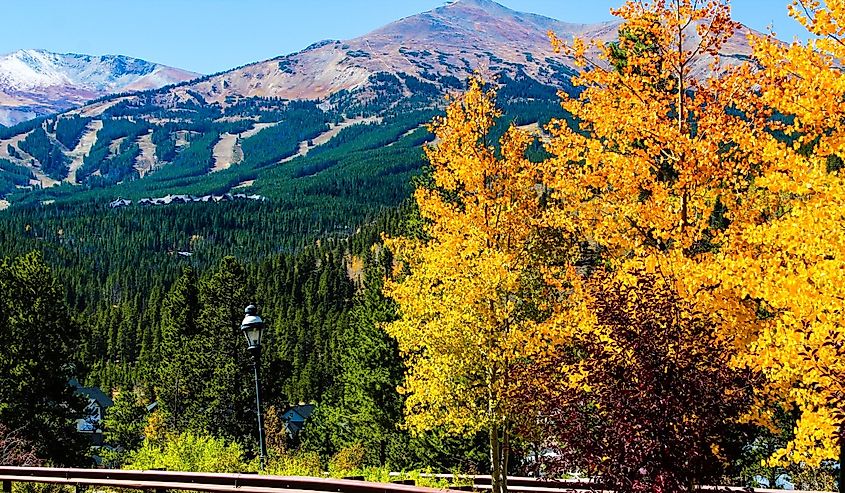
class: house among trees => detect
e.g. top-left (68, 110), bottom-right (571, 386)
top-left (106, 193), bottom-right (266, 209)
top-left (282, 404), bottom-right (314, 436)
top-left (70, 378), bottom-right (113, 446)
top-left (108, 198), bottom-right (132, 208)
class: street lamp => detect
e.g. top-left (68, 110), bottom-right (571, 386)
top-left (241, 304), bottom-right (267, 470)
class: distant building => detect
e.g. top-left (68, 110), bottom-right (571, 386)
top-left (70, 378), bottom-right (113, 446)
top-left (282, 404), bottom-right (315, 436)
top-left (105, 193), bottom-right (266, 208)
top-left (109, 198), bottom-right (132, 208)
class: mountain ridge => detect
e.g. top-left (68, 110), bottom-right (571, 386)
top-left (143, 0), bottom-right (757, 106)
top-left (0, 49), bottom-right (199, 126)
top-left (0, 0), bottom-right (761, 209)
top-left (176, 0), bottom-right (619, 103)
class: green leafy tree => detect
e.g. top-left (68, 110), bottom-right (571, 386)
top-left (125, 432), bottom-right (250, 472)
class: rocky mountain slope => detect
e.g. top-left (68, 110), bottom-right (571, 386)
top-left (175, 0), bottom-right (757, 104)
top-left (0, 0), bottom-right (761, 209)
top-left (0, 49), bottom-right (198, 126)
top-left (180, 0), bottom-right (616, 103)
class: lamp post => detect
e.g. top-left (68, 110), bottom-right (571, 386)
top-left (241, 304), bottom-right (267, 470)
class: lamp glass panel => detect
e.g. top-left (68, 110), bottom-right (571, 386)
top-left (244, 325), bottom-right (262, 347)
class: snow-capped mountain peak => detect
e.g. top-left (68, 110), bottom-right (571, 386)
top-left (0, 49), bottom-right (199, 126)
top-left (0, 49), bottom-right (74, 90)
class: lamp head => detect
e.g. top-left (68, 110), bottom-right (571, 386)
top-left (241, 304), bottom-right (264, 349)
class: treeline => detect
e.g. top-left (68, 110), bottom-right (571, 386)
top-left (78, 118), bottom-right (150, 184)
top-left (0, 68), bottom-right (567, 215)
top-left (0, 159), bottom-right (34, 196)
top-left (55, 115), bottom-right (92, 149)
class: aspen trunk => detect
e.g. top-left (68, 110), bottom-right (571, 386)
top-left (839, 423), bottom-right (844, 493)
top-left (502, 425), bottom-right (510, 488)
top-left (489, 424), bottom-right (508, 493)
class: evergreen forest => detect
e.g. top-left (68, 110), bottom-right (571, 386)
top-left (0, 66), bottom-right (563, 475)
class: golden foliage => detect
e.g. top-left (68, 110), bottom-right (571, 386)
top-left (143, 409), bottom-right (168, 445)
top-left (389, 0), bottom-right (845, 472)
top-left (384, 78), bottom-right (547, 435)
top-left (382, 78), bottom-right (579, 491)
top-left (543, 0), bottom-right (845, 466)
top-left (263, 405), bottom-right (288, 455)
top-left (729, 0), bottom-right (845, 465)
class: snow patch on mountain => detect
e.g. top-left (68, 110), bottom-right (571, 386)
top-left (0, 49), bottom-right (157, 91)
top-left (0, 49), bottom-right (199, 126)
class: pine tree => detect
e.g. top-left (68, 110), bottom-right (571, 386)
top-left (302, 249), bottom-right (404, 465)
top-left (156, 266), bottom-right (200, 432)
top-left (0, 252), bottom-right (89, 465)
top-left (196, 256), bottom-right (255, 441)
top-left (104, 388), bottom-right (146, 454)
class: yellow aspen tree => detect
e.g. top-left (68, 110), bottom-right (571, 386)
top-left (383, 78), bottom-right (567, 493)
top-left (545, 0), bottom-right (746, 255)
top-left (718, 0), bottom-right (845, 471)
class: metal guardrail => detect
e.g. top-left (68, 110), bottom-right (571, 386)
top-left (386, 474), bottom-right (600, 492)
top-left (0, 468), bottom-right (836, 493)
top-left (0, 467), bottom-right (462, 493)
top-left (387, 473), bottom-right (837, 493)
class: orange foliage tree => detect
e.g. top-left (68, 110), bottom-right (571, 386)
top-left (723, 0), bottom-right (845, 471)
top-left (541, 0), bottom-right (845, 477)
top-left (388, 0), bottom-right (845, 486)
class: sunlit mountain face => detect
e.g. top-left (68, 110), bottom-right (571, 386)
top-left (0, 49), bottom-right (198, 126)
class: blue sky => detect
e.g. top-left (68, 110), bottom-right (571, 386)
top-left (0, 1), bottom-right (807, 74)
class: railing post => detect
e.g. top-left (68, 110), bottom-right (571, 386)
top-left (2, 480), bottom-right (10, 493)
